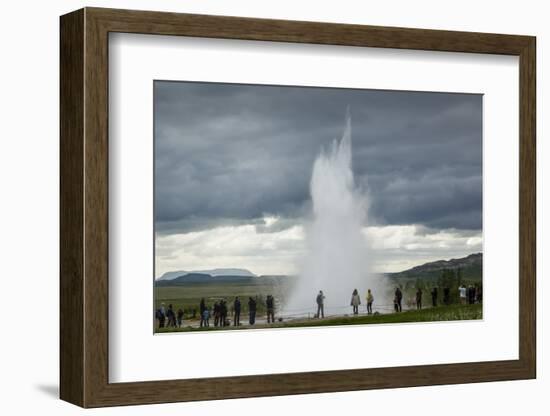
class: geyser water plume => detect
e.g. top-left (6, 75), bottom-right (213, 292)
top-left (284, 113), bottom-right (374, 317)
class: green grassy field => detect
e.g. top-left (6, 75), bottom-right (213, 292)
top-left (157, 303), bottom-right (482, 333)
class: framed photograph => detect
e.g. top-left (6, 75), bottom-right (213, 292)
top-left (60, 7), bottom-right (536, 408)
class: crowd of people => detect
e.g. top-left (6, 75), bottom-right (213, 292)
top-left (155, 304), bottom-right (184, 329)
top-left (395, 283), bottom-right (483, 312)
top-left (153, 296), bottom-right (265, 329)
top-left (458, 284), bottom-right (482, 305)
top-left (155, 283), bottom-right (482, 329)
top-left (194, 295), bottom-right (278, 327)
top-left (345, 284), bottom-right (481, 317)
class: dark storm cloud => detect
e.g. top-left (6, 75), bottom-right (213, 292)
top-left (154, 81), bottom-right (482, 234)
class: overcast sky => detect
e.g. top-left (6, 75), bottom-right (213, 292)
top-left (154, 81), bottom-right (482, 277)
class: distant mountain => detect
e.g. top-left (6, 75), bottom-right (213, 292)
top-left (157, 268), bottom-right (256, 281)
top-left (155, 272), bottom-right (256, 286)
top-left (157, 271), bottom-right (189, 281)
top-left (388, 253), bottom-right (482, 281)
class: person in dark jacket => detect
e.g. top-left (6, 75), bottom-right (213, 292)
top-left (166, 304), bottom-right (176, 328)
top-left (443, 287), bottom-right (451, 305)
top-left (431, 287), bottom-right (438, 307)
top-left (248, 297), bottom-right (257, 325)
top-left (468, 285), bottom-right (476, 304)
top-left (266, 295), bottom-right (275, 323)
top-left (155, 304), bottom-right (166, 328)
top-left (316, 290), bottom-right (325, 318)
top-left (176, 308), bottom-right (184, 328)
top-left (199, 298), bottom-right (207, 328)
top-left (395, 287), bottom-right (403, 312)
top-left (213, 302), bottom-right (220, 327)
top-left (233, 297), bottom-right (241, 326)
top-left (220, 300), bottom-right (228, 327)
top-left (416, 288), bottom-right (423, 310)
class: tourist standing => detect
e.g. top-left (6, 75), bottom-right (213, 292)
top-left (459, 285), bottom-right (467, 305)
top-left (220, 300), bottom-right (228, 327)
top-left (213, 302), bottom-right (220, 327)
top-left (156, 304), bottom-right (166, 328)
top-left (176, 308), bottom-right (184, 328)
top-left (248, 297), bottom-right (257, 325)
top-left (166, 304), bottom-right (176, 328)
top-left (202, 307), bottom-right (210, 327)
top-left (199, 299), bottom-right (207, 327)
top-left (266, 295), bottom-right (275, 323)
top-left (431, 287), bottom-right (438, 307)
top-left (350, 289), bottom-right (361, 315)
top-left (316, 290), bottom-right (325, 318)
top-left (443, 287), bottom-right (450, 305)
top-left (416, 288), bottom-right (423, 310)
top-left (200, 298), bottom-right (206, 315)
top-left (233, 296), bottom-right (241, 326)
top-left (366, 289), bottom-right (374, 315)
top-left (468, 285), bottom-right (476, 304)
top-left (395, 287), bottom-right (403, 312)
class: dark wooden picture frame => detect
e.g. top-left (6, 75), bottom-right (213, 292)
top-left (60, 7), bottom-right (536, 408)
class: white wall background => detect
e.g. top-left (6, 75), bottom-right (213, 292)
top-left (0, 0), bottom-right (545, 414)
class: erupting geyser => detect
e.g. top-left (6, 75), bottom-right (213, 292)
top-left (284, 113), bottom-right (373, 317)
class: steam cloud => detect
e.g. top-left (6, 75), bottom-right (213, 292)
top-left (284, 113), bottom-right (380, 316)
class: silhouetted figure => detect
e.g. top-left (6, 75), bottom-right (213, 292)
top-left (233, 297), bottom-right (241, 326)
top-left (248, 297), bottom-right (257, 325)
top-left (316, 290), bottom-right (325, 318)
top-left (192, 308), bottom-right (196, 319)
top-left (468, 285), bottom-right (476, 304)
top-left (213, 302), bottom-right (220, 327)
top-left (266, 295), bottom-right (275, 323)
top-left (366, 289), bottom-right (374, 315)
top-left (395, 287), bottom-right (403, 312)
top-left (443, 287), bottom-right (450, 305)
top-left (416, 288), bottom-right (423, 310)
top-left (220, 300), bottom-right (228, 327)
top-left (350, 289), bottom-right (361, 315)
top-left (155, 304), bottom-right (166, 328)
top-left (431, 287), bottom-right (438, 307)
top-left (166, 304), bottom-right (176, 328)
top-left (176, 308), bottom-right (184, 327)
top-left (199, 299), bottom-right (208, 327)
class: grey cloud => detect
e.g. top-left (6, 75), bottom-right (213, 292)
top-left (154, 81), bottom-right (482, 235)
